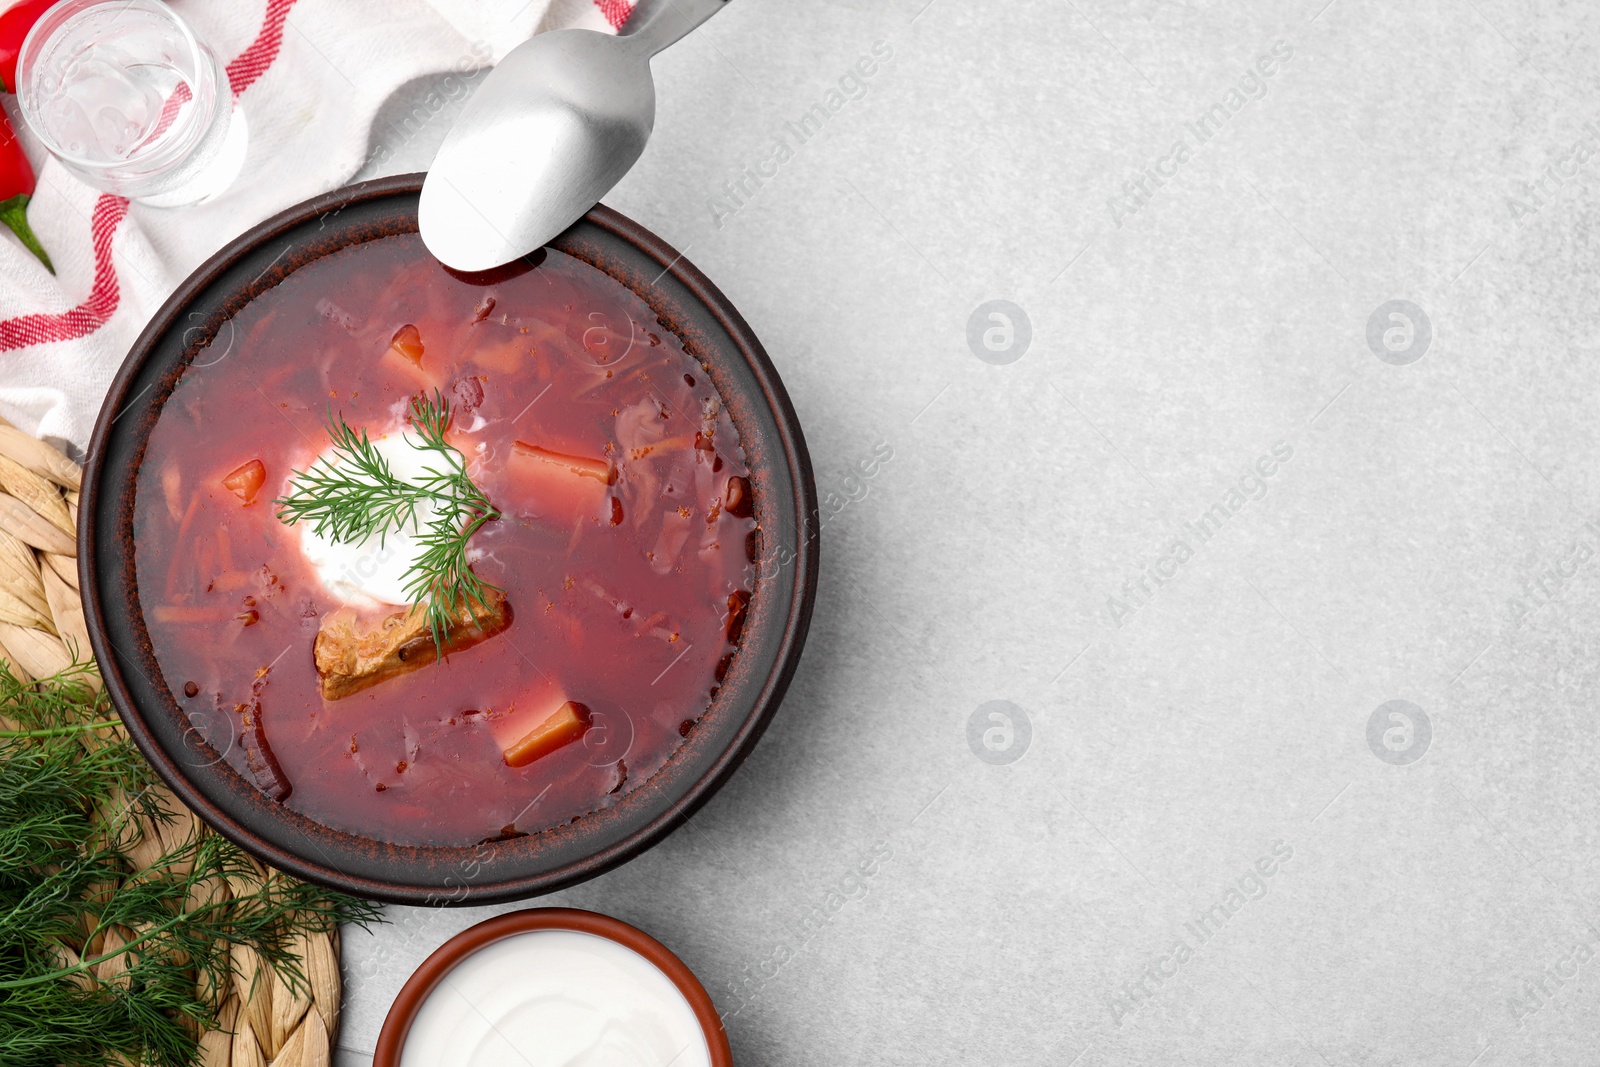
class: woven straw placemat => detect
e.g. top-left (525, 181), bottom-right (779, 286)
top-left (0, 416), bottom-right (343, 1067)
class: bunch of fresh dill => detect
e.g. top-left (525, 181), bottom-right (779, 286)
top-left (274, 390), bottom-right (501, 653)
top-left (0, 662), bottom-right (382, 1067)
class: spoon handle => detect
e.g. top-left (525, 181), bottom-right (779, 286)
top-left (624, 0), bottom-right (731, 57)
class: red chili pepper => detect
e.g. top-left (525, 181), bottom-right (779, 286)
top-left (0, 0), bottom-right (57, 94)
top-left (0, 108), bottom-right (51, 272)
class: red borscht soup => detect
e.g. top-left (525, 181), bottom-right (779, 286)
top-left (134, 235), bottom-right (757, 846)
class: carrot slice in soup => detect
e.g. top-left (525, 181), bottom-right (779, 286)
top-left (501, 701), bottom-right (591, 768)
top-left (512, 442), bottom-right (615, 483)
top-left (485, 679), bottom-right (565, 751)
top-left (389, 324), bottom-right (424, 366)
top-left (382, 323), bottom-right (450, 391)
top-left (507, 440), bottom-right (615, 523)
top-left (221, 459), bottom-right (266, 505)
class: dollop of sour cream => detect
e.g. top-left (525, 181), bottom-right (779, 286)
top-left (298, 429), bottom-right (458, 608)
top-left (399, 930), bottom-right (713, 1067)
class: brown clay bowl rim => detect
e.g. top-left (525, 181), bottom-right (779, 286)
top-left (372, 908), bottom-right (733, 1067)
top-left (80, 173), bottom-right (819, 903)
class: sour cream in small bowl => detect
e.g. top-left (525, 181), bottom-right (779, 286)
top-left (374, 909), bottom-right (732, 1067)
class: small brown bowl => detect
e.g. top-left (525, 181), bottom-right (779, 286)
top-left (373, 908), bottom-right (734, 1067)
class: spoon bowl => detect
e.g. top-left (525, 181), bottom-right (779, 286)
top-left (420, 0), bottom-right (730, 272)
top-left (420, 30), bottom-right (653, 272)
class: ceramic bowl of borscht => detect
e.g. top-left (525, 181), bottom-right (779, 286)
top-left (80, 174), bottom-right (818, 904)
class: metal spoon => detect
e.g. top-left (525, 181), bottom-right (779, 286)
top-left (419, 0), bottom-right (730, 273)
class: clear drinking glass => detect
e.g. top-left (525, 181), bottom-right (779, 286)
top-left (15, 0), bottom-right (247, 206)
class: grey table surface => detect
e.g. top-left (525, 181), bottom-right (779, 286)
top-left (341, 1), bottom-right (1600, 1063)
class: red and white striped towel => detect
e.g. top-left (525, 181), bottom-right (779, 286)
top-left (0, 0), bottom-right (635, 452)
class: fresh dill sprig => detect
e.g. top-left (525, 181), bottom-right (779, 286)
top-left (274, 391), bottom-right (466, 544)
top-left (0, 661), bottom-right (383, 1067)
top-left (275, 390), bottom-right (501, 655)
